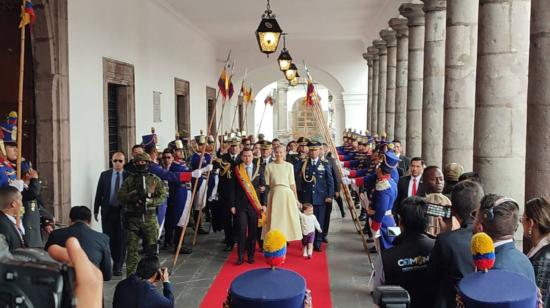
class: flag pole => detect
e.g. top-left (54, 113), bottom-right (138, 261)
top-left (303, 63), bottom-right (373, 268)
top-left (16, 0), bottom-right (27, 180)
top-left (173, 51), bottom-right (231, 268)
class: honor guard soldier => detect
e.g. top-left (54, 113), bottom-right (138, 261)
top-left (188, 132), bottom-right (213, 235)
top-left (295, 140), bottom-right (335, 252)
top-left (118, 153), bottom-right (169, 275)
top-left (0, 112), bottom-right (20, 189)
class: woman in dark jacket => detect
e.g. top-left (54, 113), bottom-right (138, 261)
top-left (522, 197), bottom-right (550, 306)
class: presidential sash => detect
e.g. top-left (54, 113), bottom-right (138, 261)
top-left (234, 164), bottom-right (262, 216)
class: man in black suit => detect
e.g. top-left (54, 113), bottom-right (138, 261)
top-left (392, 140), bottom-right (410, 176)
top-left (429, 180), bottom-right (484, 308)
top-left (230, 148), bottom-right (264, 265)
top-left (394, 157), bottom-right (425, 217)
top-left (46, 206), bottom-right (112, 281)
top-left (93, 151), bottom-right (129, 276)
top-left (0, 186), bottom-right (25, 250)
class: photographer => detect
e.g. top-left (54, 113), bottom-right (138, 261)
top-left (113, 256), bottom-right (174, 308)
top-left (374, 196), bottom-right (435, 308)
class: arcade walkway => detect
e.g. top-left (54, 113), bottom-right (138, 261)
top-left (102, 209), bottom-right (375, 307)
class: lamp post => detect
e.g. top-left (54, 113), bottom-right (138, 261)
top-left (255, 0), bottom-right (283, 57)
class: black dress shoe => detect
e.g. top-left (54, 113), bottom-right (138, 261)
top-left (224, 245), bottom-right (233, 252)
top-left (314, 246), bottom-right (322, 252)
top-left (236, 258), bottom-right (244, 265)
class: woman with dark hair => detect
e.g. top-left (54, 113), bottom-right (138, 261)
top-left (522, 197), bottom-right (550, 305)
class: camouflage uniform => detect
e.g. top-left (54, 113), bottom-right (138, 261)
top-left (118, 158), bottom-right (168, 275)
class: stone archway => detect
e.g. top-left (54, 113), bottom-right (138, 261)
top-left (32, 0), bottom-right (71, 223)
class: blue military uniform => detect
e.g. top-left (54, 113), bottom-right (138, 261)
top-left (369, 151), bottom-right (399, 251)
top-left (294, 141), bottom-right (335, 250)
top-left (0, 112), bottom-right (18, 188)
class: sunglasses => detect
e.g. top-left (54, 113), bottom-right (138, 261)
top-left (112, 159), bottom-right (124, 163)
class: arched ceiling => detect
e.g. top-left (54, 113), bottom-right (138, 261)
top-left (161, 0), bottom-right (406, 46)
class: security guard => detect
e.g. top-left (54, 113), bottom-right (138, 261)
top-left (118, 153), bottom-right (168, 275)
top-left (295, 140), bottom-right (334, 251)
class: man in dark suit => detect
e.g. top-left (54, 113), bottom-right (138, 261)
top-left (0, 186), bottom-right (25, 250)
top-left (295, 141), bottom-right (334, 252)
top-left (93, 151), bottom-right (129, 276)
top-left (113, 256), bottom-right (174, 308)
top-left (394, 157), bottom-right (425, 217)
top-left (473, 194), bottom-right (536, 282)
top-left (429, 180), bottom-right (484, 308)
top-left (230, 148), bottom-right (264, 265)
top-left (392, 140), bottom-right (410, 177)
top-left (46, 206), bottom-right (112, 281)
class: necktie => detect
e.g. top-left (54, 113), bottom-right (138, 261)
top-left (112, 172), bottom-right (121, 206)
top-left (412, 177), bottom-right (417, 196)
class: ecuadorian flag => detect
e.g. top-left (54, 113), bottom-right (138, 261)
top-left (19, 0), bottom-right (36, 28)
top-left (217, 66), bottom-right (234, 101)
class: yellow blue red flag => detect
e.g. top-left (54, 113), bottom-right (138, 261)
top-left (19, 0), bottom-right (36, 28)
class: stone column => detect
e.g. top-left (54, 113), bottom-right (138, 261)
top-left (381, 29), bottom-right (397, 141)
top-left (421, 0), bottom-right (446, 166)
top-left (400, 3), bottom-right (425, 158)
top-left (390, 17), bottom-right (409, 152)
top-left (474, 0), bottom-right (530, 206)
top-left (364, 52), bottom-right (375, 134)
top-left (274, 81), bottom-right (289, 138)
top-left (526, 0), bottom-right (550, 200)
top-left (374, 39), bottom-right (387, 135)
top-left (443, 0), bottom-right (478, 170)
top-left (370, 47), bottom-right (380, 133)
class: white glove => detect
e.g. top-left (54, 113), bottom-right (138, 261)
top-left (339, 161), bottom-right (344, 167)
top-left (342, 177), bottom-right (352, 186)
top-left (9, 180), bottom-right (24, 192)
top-left (342, 168), bottom-right (350, 177)
top-left (202, 164), bottom-right (214, 173)
top-left (191, 169), bottom-right (202, 178)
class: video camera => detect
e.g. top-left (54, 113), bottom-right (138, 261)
top-left (0, 235), bottom-right (76, 308)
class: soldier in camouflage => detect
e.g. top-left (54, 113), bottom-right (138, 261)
top-left (118, 153), bottom-right (168, 275)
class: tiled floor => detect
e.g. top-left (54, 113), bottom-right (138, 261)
top-left (103, 210), bottom-right (376, 307)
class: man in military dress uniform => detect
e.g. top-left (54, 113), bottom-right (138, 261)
top-left (212, 135), bottom-right (241, 251)
top-left (287, 137), bottom-right (309, 165)
top-left (294, 141), bottom-right (334, 252)
top-left (118, 153), bottom-right (169, 275)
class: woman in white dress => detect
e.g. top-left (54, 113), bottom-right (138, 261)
top-left (261, 145), bottom-right (303, 241)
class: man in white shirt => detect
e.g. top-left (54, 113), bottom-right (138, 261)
top-left (0, 186), bottom-right (25, 250)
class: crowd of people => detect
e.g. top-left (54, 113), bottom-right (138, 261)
top-left (0, 105), bottom-right (549, 307)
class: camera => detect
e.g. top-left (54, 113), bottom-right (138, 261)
top-left (0, 235), bottom-right (76, 308)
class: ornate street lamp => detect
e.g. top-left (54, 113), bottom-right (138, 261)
top-left (255, 0), bottom-right (283, 57)
top-left (277, 34), bottom-right (292, 71)
top-left (289, 72), bottom-right (300, 86)
top-left (285, 63), bottom-right (298, 81)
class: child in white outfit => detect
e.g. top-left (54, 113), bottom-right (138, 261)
top-left (299, 203), bottom-right (322, 259)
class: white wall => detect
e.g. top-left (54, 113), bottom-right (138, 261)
top-left (68, 0), bottom-right (222, 210)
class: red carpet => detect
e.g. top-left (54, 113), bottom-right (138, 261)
top-left (200, 241), bottom-right (332, 308)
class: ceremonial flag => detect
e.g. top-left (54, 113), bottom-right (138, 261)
top-left (217, 63), bottom-right (235, 100)
top-left (19, 0), bottom-right (36, 28)
top-left (243, 86), bottom-right (253, 104)
top-left (305, 78), bottom-right (319, 107)
top-left (264, 95), bottom-right (273, 106)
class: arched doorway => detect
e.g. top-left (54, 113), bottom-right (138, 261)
top-left (0, 0), bottom-right (71, 222)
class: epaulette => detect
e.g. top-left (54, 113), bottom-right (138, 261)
top-left (320, 157), bottom-right (328, 163)
top-left (375, 179), bottom-right (391, 191)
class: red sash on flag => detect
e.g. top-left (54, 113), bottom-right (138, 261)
top-left (234, 164), bottom-right (262, 216)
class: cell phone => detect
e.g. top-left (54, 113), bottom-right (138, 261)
top-left (426, 203), bottom-right (452, 219)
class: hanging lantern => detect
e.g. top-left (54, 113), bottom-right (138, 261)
top-left (289, 75), bottom-right (299, 86)
top-left (285, 63), bottom-right (298, 81)
top-left (255, 0), bottom-right (283, 57)
top-left (278, 34), bottom-right (292, 71)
